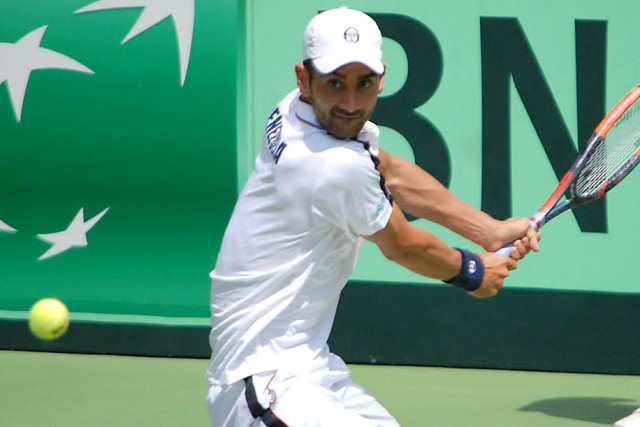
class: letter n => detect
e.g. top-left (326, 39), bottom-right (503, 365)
top-left (480, 18), bottom-right (607, 232)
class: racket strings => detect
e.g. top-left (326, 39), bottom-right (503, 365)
top-left (574, 103), bottom-right (640, 197)
top-left (574, 139), bottom-right (609, 196)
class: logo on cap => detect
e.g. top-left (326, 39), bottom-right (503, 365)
top-left (343, 27), bottom-right (359, 43)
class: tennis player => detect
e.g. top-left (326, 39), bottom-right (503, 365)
top-left (205, 7), bottom-right (540, 426)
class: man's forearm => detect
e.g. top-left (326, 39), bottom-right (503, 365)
top-left (379, 148), bottom-right (499, 248)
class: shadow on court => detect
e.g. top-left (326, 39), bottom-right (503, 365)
top-left (520, 397), bottom-right (638, 425)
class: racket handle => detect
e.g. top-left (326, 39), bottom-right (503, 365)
top-left (494, 219), bottom-right (539, 257)
top-left (495, 245), bottom-right (514, 257)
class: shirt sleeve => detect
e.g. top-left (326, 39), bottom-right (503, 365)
top-left (312, 145), bottom-right (393, 238)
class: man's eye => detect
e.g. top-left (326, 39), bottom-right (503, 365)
top-left (360, 80), bottom-right (373, 89)
top-left (327, 80), bottom-right (342, 89)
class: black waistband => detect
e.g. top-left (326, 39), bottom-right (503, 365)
top-left (243, 377), bottom-right (288, 427)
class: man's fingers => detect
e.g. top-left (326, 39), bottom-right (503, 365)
top-left (526, 229), bottom-right (541, 252)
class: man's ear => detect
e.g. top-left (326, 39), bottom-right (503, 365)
top-left (377, 63), bottom-right (387, 94)
top-left (295, 63), bottom-right (311, 99)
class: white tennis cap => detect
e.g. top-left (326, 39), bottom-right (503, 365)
top-left (303, 7), bottom-right (384, 75)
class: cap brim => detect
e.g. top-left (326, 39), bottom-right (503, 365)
top-left (312, 54), bottom-right (384, 75)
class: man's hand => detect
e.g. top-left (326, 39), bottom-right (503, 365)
top-left (485, 217), bottom-right (541, 257)
top-left (469, 252), bottom-right (518, 298)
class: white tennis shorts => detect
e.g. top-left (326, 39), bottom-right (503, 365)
top-left (206, 356), bottom-right (400, 427)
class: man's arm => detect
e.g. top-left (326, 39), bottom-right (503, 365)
top-left (377, 148), bottom-right (539, 253)
top-left (366, 203), bottom-right (518, 298)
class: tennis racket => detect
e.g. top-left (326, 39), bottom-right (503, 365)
top-left (496, 84), bottom-right (640, 256)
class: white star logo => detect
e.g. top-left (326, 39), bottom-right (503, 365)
top-left (0, 219), bottom-right (17, 233)
top-left (75, 0), bottom-right (195, 86)
top-left (0, 26), bottom-right (94, 122)
top-left (37, 207), bottom-right (109, 261)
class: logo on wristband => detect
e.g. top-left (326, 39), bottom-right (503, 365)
top-left (468, 260), bottom-right (477, 274)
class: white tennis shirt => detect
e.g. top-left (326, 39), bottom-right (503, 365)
top-left (206, 89), bottom-right (393, 386)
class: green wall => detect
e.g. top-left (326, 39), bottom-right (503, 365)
top-left (3, 282), bottom-right (639, 374)
top-left (1, 0), bottom-right (639, 374)
top-left (0, 0), bottom-right (237, 318)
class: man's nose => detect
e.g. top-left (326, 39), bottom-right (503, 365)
top-left (339, 88), bottom-right (358, 112)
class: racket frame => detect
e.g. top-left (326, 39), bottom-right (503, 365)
top-left (495, 84), bottom-right (640, 256)
top-left (531, 84), bottom-right (640, 229)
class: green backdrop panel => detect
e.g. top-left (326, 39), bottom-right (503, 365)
top-left (0, 0), bottom-right (238, 317)
top-left (1, 0), bottom-right (639, 375)
top-left (2, 283), bottom-right (638, 375)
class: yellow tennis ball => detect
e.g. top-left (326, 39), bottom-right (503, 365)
top-left (28, 298), bottom-right (70, 340)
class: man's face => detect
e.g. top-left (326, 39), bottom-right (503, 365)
top-left (297, 62), bottom-right (384, 140)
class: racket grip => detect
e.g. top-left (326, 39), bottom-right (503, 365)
top-left (494, 219), bottom-right (539, 257)
top-left (495, 245), bottom-right (514, 257)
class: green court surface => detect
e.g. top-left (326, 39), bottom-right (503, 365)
top-left (1, 350), bottom-right (638, 426)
